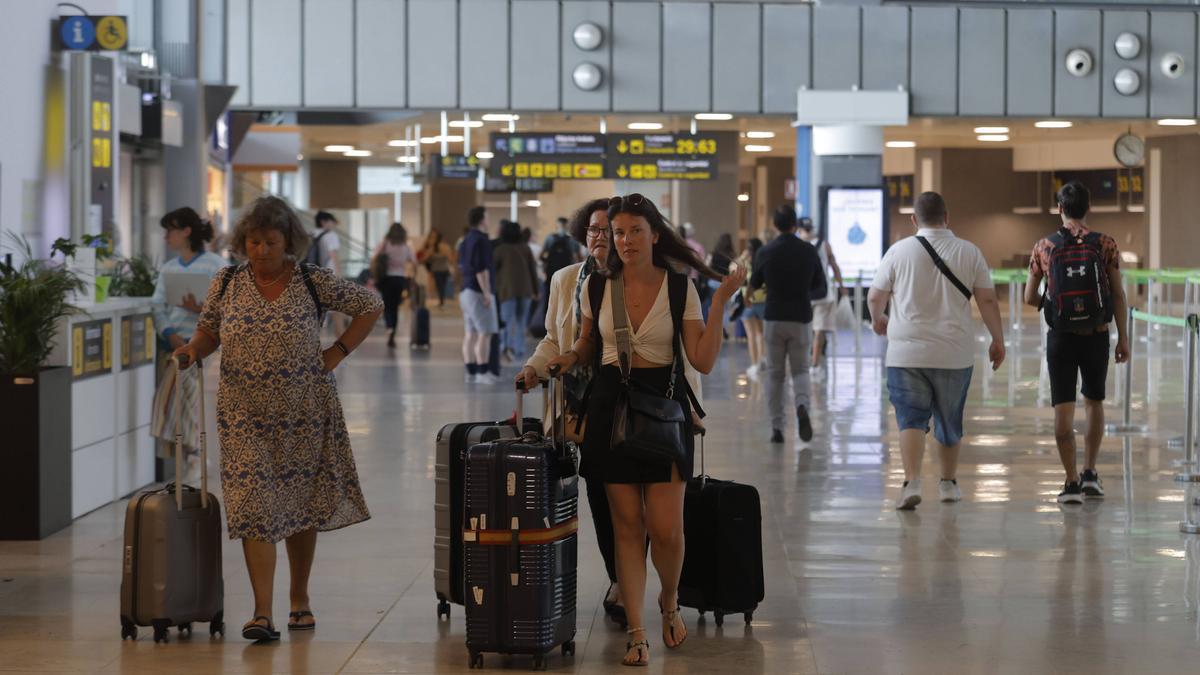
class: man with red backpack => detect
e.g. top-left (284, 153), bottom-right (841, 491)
top-left (1025, 181), bottom-right (1130, 505)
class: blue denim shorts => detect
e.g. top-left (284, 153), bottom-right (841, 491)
top-left (886, 366), bottom-right (974, 447)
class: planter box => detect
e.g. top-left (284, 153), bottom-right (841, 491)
top-left (0, 367), bottom-right (72, 540)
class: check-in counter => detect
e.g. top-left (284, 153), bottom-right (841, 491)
top-left (47, 298), bottom-right (159, 518)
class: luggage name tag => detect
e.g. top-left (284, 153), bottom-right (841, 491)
top-left (472, 586), bottom-right (484, 605)
top-left (506, 472), bottom-right (517, 496)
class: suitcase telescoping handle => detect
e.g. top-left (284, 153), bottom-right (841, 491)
top-left (172, 354), bottom-right (210, 511)
top-left (547, 364), bottom-right (567, 454)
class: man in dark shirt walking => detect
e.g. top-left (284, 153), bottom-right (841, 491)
top-left (750, 205), bottom-right (827, 443)
top-left (458, 206), bottom-right (499, 384)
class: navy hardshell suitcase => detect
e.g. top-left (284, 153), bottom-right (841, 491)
top-left (678, 434), bottom-right (765, 626)
top-left (463, 375), bottom-right (579, 670)
top-left (434, 391), bottom-right (541, 619)
top-left (410, 283), bottom-right (432, 350)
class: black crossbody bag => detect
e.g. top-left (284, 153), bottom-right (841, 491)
top-left (915, 236), bottom-right (972, 301)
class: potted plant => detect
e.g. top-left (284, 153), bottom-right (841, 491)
top-left (0, 235), bottom-right (85, 539)
top-left (110, 254), bottom-right (158, 297)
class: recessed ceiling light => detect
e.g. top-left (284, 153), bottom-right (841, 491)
top-left (974, 126), bottom-right (1010, 134)
top-left (387, 139), bottom-right (419, 147)
top-left (525, 200), bottom-right (542, 207)
top-left (628, 122), bottom-right (664, 130)
top-left (344, 149), bottom-right (372, 157)
top-left (886, 141), bottom-right (916, 148)
top-left (420, 135), bottom-right (466, 144)
top-left (397, 156), bottom-right (419, 163)
top-left (695, 113), bottom-right (733, 121)
top-left (1035, 120), bottom-right (1073, 129)
top-left (977, 134), bottom-right (1009, 142)
top-left (1158, 118), bottom-right (1198, 126)
top-left (737, 193), bottom-right (750, 202)
top-left (476, 151), bottom-right (494, 159)
top-left (482, 113), bottom-right (520, 122)
top-left (449, 120), bottom-right (485, 128)
top-left (745, 131), bottom-right (775, 139)
top-left (324, 145), bottom-right (354, 152)
top-left (744, 145), bottom-right (772, 152)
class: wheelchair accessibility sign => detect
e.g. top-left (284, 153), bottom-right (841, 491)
top-left (53, 15), bottom-right (128, 52)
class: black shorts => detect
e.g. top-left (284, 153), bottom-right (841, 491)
top-left (1046, 329), bottom-right (1111, 406)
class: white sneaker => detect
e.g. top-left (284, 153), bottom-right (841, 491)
top-left (938, 479), bottom-right (962, 503)
top-left (476, 372), bottom-right (499, 385)
top-left (896, 478), bottom-right (922, 510)
top-left (746, 364), bottom-right (759, 380)
top-left (465, 372), bottom-right (478, 384)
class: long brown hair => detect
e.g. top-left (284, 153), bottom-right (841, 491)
top-left (605, 194), bottom-right (719, 280)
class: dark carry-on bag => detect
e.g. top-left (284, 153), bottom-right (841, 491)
top-left (411, 283), bottom-right (432, 350)
top-left (434, 392), bottom-right (541, 620)
top-left (463, 372), bottom-right (579, 670)
top-left (678, 432), bottom-right (765, 626)
top-left (120, 357), bottom-right (225, 643)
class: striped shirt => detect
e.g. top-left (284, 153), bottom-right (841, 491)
top-left (152, 252), bottom-right (228, 342)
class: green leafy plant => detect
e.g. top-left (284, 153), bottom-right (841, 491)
top-left (0, 234), bottom-right (86, 376)
top-left (110, 254), bottom-right (158, 297)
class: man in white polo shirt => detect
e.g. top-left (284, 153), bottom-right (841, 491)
top-left (867, 191), bottom-right (1006, 510)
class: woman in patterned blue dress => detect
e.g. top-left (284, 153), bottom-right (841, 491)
top-left (175, 196), bottom-right (383, 641)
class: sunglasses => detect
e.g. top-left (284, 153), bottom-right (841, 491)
top-left (608, 193), bottom-right (647, 209)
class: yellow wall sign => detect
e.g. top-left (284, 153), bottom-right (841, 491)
top-left (95, 16), bottom-right (128, 51)
top-left (503, 161), bottom-right (603, 180)
top-left (120, 313), bottom-right (155, 370)
top-left (73, 319), bottom-right (110, 380)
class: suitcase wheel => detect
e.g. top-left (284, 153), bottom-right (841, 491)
top-left (120, 617), bottom-right (136, 641)
top-left (210, 610), bottom-right (225, 637)
top-left (744, 612), bottom-right (753, 625)
top-left (437, 600), bottom-right (451, 621)
top-left (532, 653), bottom-right (547, 671)
top-left (714, 611), bottom-right (725, 627)
top-left (469, 651), bottom-right (483, 669)
top-left (562, 640), bottom-right (575, 657)
top-left (152, 620), bottom-right (171, 644)
top-left (178, 623), bottom-right (193, 637)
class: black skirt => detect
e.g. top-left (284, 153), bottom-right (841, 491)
top-left (582, 364), bottom-right (694, 484)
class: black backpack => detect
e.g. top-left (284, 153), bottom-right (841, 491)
top-left (1042, 228), bottom-right (1113, 331)
top-left (542, 233), bottom-right (576, 278)
top-left (304, 230), bottom-right (331, 267)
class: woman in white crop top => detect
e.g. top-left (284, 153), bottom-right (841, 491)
top-left (547, 194), bottom-right (745, 667)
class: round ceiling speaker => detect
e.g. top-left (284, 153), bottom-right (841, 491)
top-left (1114, 32), bottom-right (1141, 60)
top-left (1113, 68), bottom-right (1140, 96)
top-left (573, 22), bottom-right (603, 51)
top-left (572, 62), bottom-right (603, 91)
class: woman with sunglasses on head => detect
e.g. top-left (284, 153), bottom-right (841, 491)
top-left (546, 194), bottom-right (745, 667)
top-left (518, 198), bottom-right (628, 625)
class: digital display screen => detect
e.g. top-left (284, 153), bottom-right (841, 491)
top-left (822, 187), bottom-right (887, 279)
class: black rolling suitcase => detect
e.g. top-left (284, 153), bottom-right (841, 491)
top-left (120, 357), bottom-right (225, 642)
top-left (463, 372), bottom-right (579, 670)
top-left (679, 433), bottom-right (765, 626)
top-left (411, 283), bottom-right (431, 350)
top-left (434, 392), bottom-right (541, 620)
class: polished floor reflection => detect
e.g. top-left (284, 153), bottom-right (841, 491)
top-left (4, 308), bottom-right (1200, 673)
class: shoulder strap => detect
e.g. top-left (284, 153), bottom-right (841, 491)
top-left (667, 272), bottom-right (705, 419)
top-left (217, 264), bottom-right (240, 300)
top-left (297, 262), bottom-right (325, 320)
top-left (610, 275), bottom-right (634, 382)
top-left (916, 236), bottom-right (972, 301)
top-left (588, 273), bottom-right (606, 370)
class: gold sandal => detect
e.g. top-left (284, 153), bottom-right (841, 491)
top-left (622, 627), bottom-right (649, 667)
top-left (660, 602), bottom-right (688, 649)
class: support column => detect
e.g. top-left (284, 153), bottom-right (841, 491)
top-left (1147, 135), bottom-right (1200, 269)
top-left (674, 131), bottom-right (740, 251)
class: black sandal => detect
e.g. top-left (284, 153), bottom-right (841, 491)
top-left (658, 595), bottom-right (687, 650)
top-left (241, 616), bottom-right (280, 642)
top-left (287, 610), bottom-right (316, 631)
top-left (603, 583), bottom-right (627, 627)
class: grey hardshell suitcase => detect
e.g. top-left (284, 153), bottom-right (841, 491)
top-left (120, 357), bottom-right (224, 643)
top-left (463, 374), bottom-right (579, 671)
top-left (434, 390), bottom-right (541, 620)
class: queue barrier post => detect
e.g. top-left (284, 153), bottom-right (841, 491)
top-left (1179, 314), bottom-right (1200, 534)
top-left (1108, 306), bottom-right (1148, 434)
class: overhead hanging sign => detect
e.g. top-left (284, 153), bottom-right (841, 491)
top-left (489, 132), bottom-right (606, 181)
top-left (432, 154), bottom-right (480, 180)
top-left (606, 133), bottom-right (718, 181)
top-left (52, 15), bottom-right (129, 51)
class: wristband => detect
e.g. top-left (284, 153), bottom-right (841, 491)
top-left (333, 340), bottom-right (350, 356)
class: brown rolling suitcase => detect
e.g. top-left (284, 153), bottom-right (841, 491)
top-left (120, 356), bottom-right (224, 643)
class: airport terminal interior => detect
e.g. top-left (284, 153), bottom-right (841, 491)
top-left (5, 0), bottom-right (1200, 673)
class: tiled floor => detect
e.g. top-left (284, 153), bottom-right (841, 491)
top-left (4, 307), bottom-right (1200, 674)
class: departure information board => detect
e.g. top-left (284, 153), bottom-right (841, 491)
top-left (432, 154), bottom-right (480, 180)
top-left (488, 132), bottom-right (717, 181)
top-left (483, 176), bottom-right (554, 193)
top-left (606, 133), bottom-right (718, 181)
